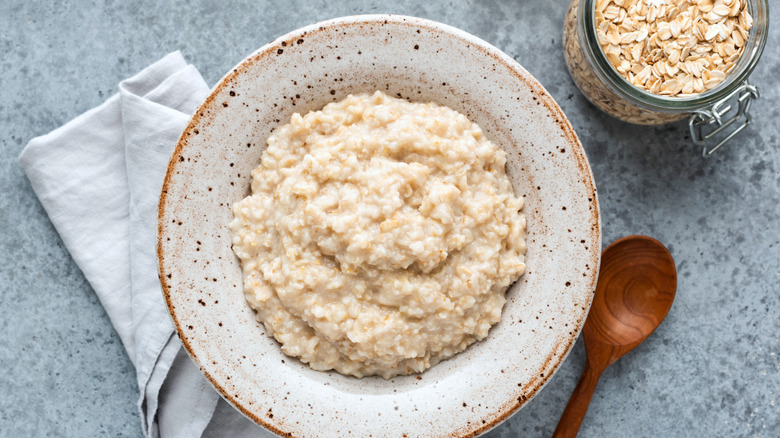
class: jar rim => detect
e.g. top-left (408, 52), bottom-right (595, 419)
top-left (578, 0), bottom-right (769, 113)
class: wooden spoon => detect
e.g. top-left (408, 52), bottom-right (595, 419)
top-left (552, 235), bottom-right (677, 438)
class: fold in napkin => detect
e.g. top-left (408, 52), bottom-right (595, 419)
top-left (19, 52), bottom-right (273, 438)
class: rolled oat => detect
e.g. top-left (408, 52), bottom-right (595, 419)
top-left (596, 0), bottom-right (753, 97)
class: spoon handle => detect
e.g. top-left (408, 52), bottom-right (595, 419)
top-left (551, 361), bottom-right (604, 438)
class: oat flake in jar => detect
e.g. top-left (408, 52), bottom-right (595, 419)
top-left (563, 0), bottom-right (768, 155)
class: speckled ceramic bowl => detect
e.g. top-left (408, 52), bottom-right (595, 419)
top-left (158, 14), bottom-right (600, 438)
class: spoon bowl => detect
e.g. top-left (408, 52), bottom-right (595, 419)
top-left (584, 235), bottom-right (677, 366)
top-left (553, 235), bottom-right (677, 437)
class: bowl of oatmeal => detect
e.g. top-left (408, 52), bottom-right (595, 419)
top-left (158, 14), bottom-right (600, 438)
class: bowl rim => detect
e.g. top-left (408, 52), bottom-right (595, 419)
top-left (158, 13), bottom-right (601, 437)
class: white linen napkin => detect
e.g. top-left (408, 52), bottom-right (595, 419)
top-left (19, 51), bottom-right (274, 438)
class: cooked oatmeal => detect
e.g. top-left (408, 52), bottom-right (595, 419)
top-left (229, 91), bottom-right (526, 379)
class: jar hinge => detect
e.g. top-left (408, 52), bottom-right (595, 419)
top-left (688, 82), bottom-right (759, 157)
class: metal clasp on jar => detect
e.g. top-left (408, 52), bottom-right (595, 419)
top-left (689, 82), bottom-right (759, 157)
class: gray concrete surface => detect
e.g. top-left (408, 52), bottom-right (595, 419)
top-left (1, 1), bottom-right (778, 436)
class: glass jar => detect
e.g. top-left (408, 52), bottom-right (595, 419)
top-left (563, 0), bottom-right (769, 155)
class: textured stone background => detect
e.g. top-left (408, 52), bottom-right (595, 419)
top-left (1, 1), bottom-right (778, 437)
